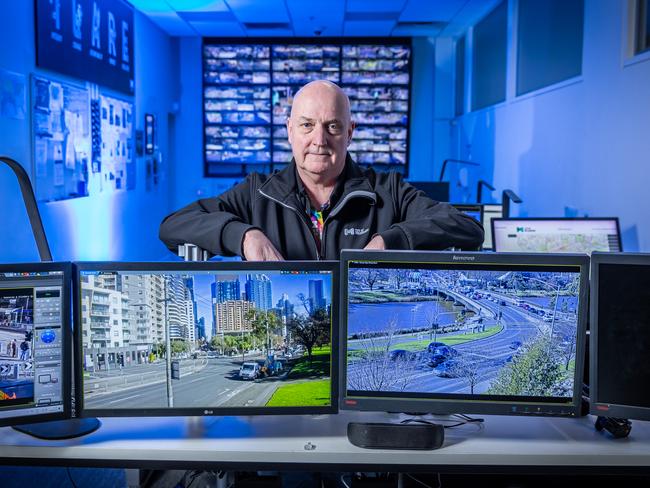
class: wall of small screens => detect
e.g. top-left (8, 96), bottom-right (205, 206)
top-left (202, 39), bottom-right (412, 177)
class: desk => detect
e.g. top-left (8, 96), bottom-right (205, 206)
top-left (1, 412), bottom-right (649, 475)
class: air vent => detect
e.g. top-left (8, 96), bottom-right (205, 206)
top-left (344, 11), bottom-right (401, 22)
top-left (396, 20), bottom-right (448, 28)
top-left (243, 22), bottom-right (292, 30)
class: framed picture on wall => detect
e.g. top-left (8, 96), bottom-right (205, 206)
top-left (145, 113), bottom-right (155, 155)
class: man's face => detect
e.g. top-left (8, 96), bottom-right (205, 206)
top-left (287, 83), bottom-right (354, 182)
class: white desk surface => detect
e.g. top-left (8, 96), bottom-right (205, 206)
top-left (1, 412), bottom-right (649, 472)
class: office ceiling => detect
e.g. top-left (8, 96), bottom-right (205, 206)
top-left (127, 0), bottom-right (500, 38)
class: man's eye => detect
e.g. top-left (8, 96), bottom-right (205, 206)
top-left (328, 124), bottom-right (341, 132)
top-left (300, 122), bottom-right (313, 129)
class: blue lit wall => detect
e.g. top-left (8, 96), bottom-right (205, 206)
top-left (439, 1), bottom-right (650, 251)
top-left (0, 2), bottom-right (178, 262)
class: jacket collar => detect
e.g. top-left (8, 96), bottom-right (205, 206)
top-left (258, 153), bottom-right (375, 207)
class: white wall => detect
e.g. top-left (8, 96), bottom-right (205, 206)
top-left (445, 0), bottom-right (650, 251)
top-left (0, 3), bottom-right (178, 262)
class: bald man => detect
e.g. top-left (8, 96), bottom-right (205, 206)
top-left (160, 80), bottom-right (483, 260)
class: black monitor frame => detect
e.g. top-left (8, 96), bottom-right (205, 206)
top-left (589, 252), bottom-right (650, 421)
top-left (451, 203), bottom-right (483, 224)
top-left (339, 250), bottom-right (590, 417)
top-left (0, 262), bottom-right (72, 428)
top-left (74, 261), bottom-right (339, 417)
top-left (491, 217), bottom-right (623, 253)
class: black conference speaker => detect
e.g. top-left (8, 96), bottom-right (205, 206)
top-left (347, 422), bottom-right (444, 450)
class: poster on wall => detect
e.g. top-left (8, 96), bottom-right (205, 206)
top-left (35, 0), bottom-right (135, 95)
top-left (96, 93), bottom-right (135, 192)
top-left (32, 75), bottom-right (92, 202)
top-left (0, 68), bottom-right (26, 120)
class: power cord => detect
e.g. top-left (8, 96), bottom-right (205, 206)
top-left (66, 467), bottom-right (79, 488)
top-left (400, 413), bottom-right (484, 429)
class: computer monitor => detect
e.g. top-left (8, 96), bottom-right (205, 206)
top-left (74, 261), bottom-right (338, 417)
top-left (481, 204), bottom-right (503, 250)
top-left (409, 181), bottom-right (450, 202)
top-left (0, 262), bottom-right (71, 427)
top-left (451, 204), bottom-right (483, 224)
top-left (590, 252), bottom-right (650, 421)
top-left (491, 217), bottom-right (622, 254)
top-left (339, 250), bottom-right (589, 417)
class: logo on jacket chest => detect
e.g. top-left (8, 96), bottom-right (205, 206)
top-left (344, 227), bottom-right (370, 236)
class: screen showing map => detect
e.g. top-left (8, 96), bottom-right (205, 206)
top-left (492, 218), bottom-right (621, 254)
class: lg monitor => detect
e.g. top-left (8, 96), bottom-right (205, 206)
top-left (340, 250), bottom-right (589, 417)
top-left (491, 217), bottom-right (622, 254)
top-left (481, 204), bottom-right (503, 250)
top-left (74, 261), bottom-right (338, 417)
top-left (590, 252), bottom-right (650, 421)
top-left (0, 262), bottom-right (71, 427)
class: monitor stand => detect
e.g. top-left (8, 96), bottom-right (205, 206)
top-left (12, 417), bottom-right (101, 440)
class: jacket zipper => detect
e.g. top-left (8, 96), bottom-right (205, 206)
top-left (321, 190), bottom-right (377, 258)
top-left (258, 189), bottom-right (321, 260)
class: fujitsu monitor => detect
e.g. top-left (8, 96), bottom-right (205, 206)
top-left (590, 252), bottom-right (650, 421)
top-left (491, 217), bottom-right (622, 254)
top-left (0, 262), bottom-right (71, 427)
top-left (339, 250), bottom-right (589, 417)
top-left (75, 261), bottom-right (338, 417)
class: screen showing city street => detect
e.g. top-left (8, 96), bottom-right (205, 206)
top-left (80, 269), bottom-right (333, 411)
top-left (345, 263), bottom-right (582, 402)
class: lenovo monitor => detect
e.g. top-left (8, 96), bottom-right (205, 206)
top-left (0, 262), bottom-right (71, 427)
top-left (340, 250), bottom-right (589, 417)
top-left (451, 204), bottom-right (483, 224)
top-left (481, 204), bottom-right (503, 250)
top-left (492, 217), bottom-right (622, 254)
top-left (590, 252), bottom-right (650, 421)
top-left (75, 261), bottom-right (338, 417)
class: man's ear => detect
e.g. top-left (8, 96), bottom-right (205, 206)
top-left (347, 120), bottom-right (355, 146)
top-left (286, 117), bottom-right (292, 144)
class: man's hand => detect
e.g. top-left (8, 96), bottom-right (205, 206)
top-left (242, 229), bottom-right (284, 261)
top-left (363, 234), bottom-right (386, 250)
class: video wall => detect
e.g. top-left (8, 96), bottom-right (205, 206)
top-left (202, 40), bottom-right (412, 177)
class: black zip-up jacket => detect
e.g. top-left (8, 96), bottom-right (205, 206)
top-left (159, 156), bottom-right (484, 260)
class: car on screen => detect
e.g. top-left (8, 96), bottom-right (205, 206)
top-left (239, 362), bottom-right (260, 380)
top-left (389, 349), bottom-right (417, 361)
top-left (433, 359), bottom-right (462, 378)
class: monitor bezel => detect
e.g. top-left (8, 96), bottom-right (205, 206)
top-left (451, 203), bottom-right (484, 225)
top-left (490, 217), bottom-right (623, 253)
top-left (590, 252), bottom-right (650, 421)
top-left (73, 261), bottom-right (339, 417)
top-left (480, 203), bottom-right (503, 250)
top-left (339, 250), bottom-right (589, 417)
top-left (0, 262), bottom-right (72, 428)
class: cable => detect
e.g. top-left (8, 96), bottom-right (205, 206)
top-left (66, 467), bottom-right (79, 488)
top-left (339, 473), bottom-right (352, 488)
top-left (406, 473), bottom-right (434, 488)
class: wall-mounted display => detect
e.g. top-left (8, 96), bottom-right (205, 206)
top-left (202, 39), bottom-right (411, 177)
top-left (35, 0), bottom-right (135, 95)
top-left (32, 76), bottom-right (92, 202)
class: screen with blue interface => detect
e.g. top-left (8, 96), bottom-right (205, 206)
top-left (0, 269), bottom-right (67, 425)
top-left (77, 264), bottom-right (335, 415)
